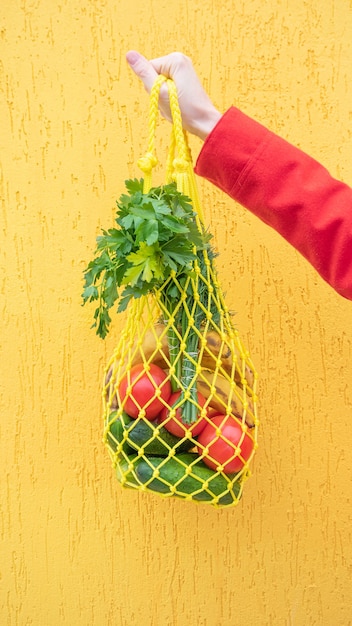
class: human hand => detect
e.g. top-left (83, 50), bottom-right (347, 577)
top-left (126, 51), bottom-right (222, 140)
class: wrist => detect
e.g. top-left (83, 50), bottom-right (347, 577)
top-left (192, 108), bottom-right (222, 141)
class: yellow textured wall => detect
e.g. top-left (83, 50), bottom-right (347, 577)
top-left (1, 1), bottom-right (352, 624)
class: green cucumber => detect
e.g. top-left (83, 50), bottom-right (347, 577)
top-left (115, 453), bottom-right (140, 488)
top-left (125, 419), bottom-right (194, 456)
top-left (105, 412), bottom-right (134, 455)
top-left (135, 453), bottom-right (241, 505)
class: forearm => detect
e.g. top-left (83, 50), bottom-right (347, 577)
top-left (195, 107), bottom-right (352, 300)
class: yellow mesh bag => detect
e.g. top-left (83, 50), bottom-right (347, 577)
top-left (86, 77), bottom-right (259, 508)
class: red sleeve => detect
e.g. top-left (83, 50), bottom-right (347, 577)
top-left (195, 107), bottom-right (352, 300)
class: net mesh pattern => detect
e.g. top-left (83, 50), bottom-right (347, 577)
top-left (102, 77), bottom-right (259, 508)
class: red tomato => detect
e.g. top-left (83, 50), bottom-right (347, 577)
top-left (159, 391), bottom-right (207, 437)
top-left (197, 414), bottom-right (254, 474)
top-left (118, 363), bottom-right (171, 420)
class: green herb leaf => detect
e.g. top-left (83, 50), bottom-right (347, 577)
top-left (135, 219), bottom-right (159, 245)
top-left (122, 242), bottom-right (165, 286)
top-left (160, 215), bottom-right (190, 234)
top-left (124, 178), bottom-right (144, 195)
top-left (82, 179), bottom-right (212, 339)
top-left (82, 284), bottom-right (99, 302)
top-left (161, 238), bottom-right (195, 266)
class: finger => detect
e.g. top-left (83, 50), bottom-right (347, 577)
top-left (149, 53), bottom-right (176, 78)
top-left (126, 50), bottom-right (159, 93)
top-left (150, 52), bottom-right (194, 83)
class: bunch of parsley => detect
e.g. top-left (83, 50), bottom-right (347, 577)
top-left (82, 178), bottom-right (218, 423)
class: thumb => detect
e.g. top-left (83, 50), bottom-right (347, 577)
top-left (126, 50), bottom-right (159, 92)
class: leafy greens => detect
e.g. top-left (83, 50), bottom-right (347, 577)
top-left (82, 178), bottom-right (219, 423)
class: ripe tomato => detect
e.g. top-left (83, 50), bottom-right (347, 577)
top-left (118, 363), bottom-right (171, 420)
top-left (159, 391), bottom-right (207, 437)
top-left (197, 414), bottom-right (254, 474)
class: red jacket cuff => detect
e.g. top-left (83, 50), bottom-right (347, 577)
top-left (195, 106), bottom-right (271, 195)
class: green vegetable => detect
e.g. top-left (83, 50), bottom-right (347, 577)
top-left (167, 247), bottom-right (220, 423)
top-left (115, 453), bottom-right (140, 488)
top-left (105, 411), bottom-right (134, 455)
top-left (82, 179), bottom-right (220, 424)
top-left (82, 179), bottom-right (205, 336)
top-left (125, 419), bottom-right (194, 456)
top-left (134, 453), bottom-right (241, 505)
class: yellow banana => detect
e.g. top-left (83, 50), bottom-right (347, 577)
top-left (197, 368), bottom-right (255, 428)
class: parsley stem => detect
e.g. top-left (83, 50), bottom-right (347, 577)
top-left (179, 311), bottom-right (199, 424)
top-left (180, 353), bottom-right (198, 424)
top-left (167, 325), bottom-right (181, 392)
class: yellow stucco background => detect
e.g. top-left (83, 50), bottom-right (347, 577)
top-left (1, 1), bottom-right (352, 624)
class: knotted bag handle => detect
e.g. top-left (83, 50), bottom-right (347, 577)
top-left (137, 75), bottom-right (205, 225)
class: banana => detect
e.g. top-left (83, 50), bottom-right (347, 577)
top-left (196, 368), bottom-right (256, 428)
top-left (199, 330), bottom-right (255, 389)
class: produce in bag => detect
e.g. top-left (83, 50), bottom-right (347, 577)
top-left (82, 76), bottom-right (259, 507)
